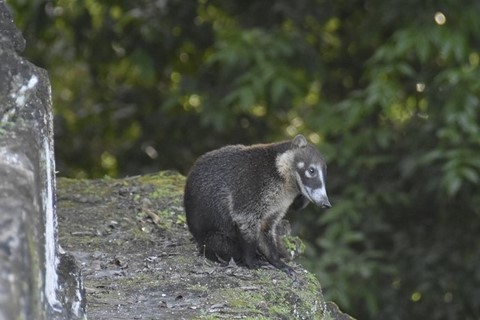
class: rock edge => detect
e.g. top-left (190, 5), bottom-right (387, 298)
top-left (0, 1), bottom-right (86, 319)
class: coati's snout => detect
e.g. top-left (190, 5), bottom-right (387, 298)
top-left (320, 200), bottom-right (332, 209)
top-left (310, 191), bottom-right (331, 209)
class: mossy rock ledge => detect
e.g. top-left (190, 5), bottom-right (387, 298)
top-left (57, 171), bottom-right (355, 320)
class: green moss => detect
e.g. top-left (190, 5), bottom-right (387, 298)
top-left (58, 178), bottom-right (113, 199)
top-left (176, 213), bottom-right (186, 225)
top-left (283, 236), bottom-right (306, 258)
top-left (188, 283), bottom-right (209, 293)
top-left (57, 177), bottom-right (80, 190)
top-left (296, 271), bottom-right (331, 319)
top-left (268, 304), bottom-right (290, 318)
top-left (128, 224), bottom-right (153, 242)
top-left (137, 171), bottom-right (185, 194)
top-left (223, 289), bottom-right (264, 310)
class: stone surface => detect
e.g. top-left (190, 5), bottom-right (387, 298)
top-left (57, 172), bottom-right (355, 319)
top-left (0, 1), bottom-right (86, 319)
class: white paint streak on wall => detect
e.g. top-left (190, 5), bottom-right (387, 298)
top-left (43, 138), bottom-right (61, 312)
top-left (11, 75), bottom-right (39, 107)
top-left (27, 75), bottom-right (39, 89)
top-left (72, 277), bottom-right (84, 317)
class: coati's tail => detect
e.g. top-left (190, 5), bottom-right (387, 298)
top-left (197, 232), bottom-right (242, 264)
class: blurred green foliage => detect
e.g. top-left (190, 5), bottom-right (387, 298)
top-left (8, 0), bottom-right (480, 318)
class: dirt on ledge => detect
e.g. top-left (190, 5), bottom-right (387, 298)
top-left (56, 171), bottom-right (354, 320)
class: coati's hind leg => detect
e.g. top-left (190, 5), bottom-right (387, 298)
top-left (237, 234), bottom-right (261, 269)
top-left (199, 229), bottom-right (261, 269)
top-left (199, 232), bottom-right (242, 264)
top-left (233, 220), bottom-right (262, 269)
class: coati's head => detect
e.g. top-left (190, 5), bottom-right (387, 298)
top-left (290, 135), bottom-right (331, 209)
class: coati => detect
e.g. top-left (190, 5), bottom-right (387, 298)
top-left (184, 134), bottom-right (331, 273)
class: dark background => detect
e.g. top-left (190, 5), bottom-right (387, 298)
top-left (8, 0), bottom-right (480, 318)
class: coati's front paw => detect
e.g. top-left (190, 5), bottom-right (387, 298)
top-left (270, 259), bottom-right (295, 275)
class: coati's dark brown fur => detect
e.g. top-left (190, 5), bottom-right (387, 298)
top-left (184, 135), bottom-right (330, 273)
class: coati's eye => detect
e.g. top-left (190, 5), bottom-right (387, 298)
top-left (306, 166), bottom-right (317, 178)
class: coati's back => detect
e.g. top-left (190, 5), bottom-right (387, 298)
top-left (184, 144), bottom-right (287, 231)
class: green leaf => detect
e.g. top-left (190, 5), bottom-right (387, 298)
top-left (461, 167), bottom-right (479, 184)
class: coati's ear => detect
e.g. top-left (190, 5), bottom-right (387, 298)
top-left (292, 134), bottom-right (308, 149)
